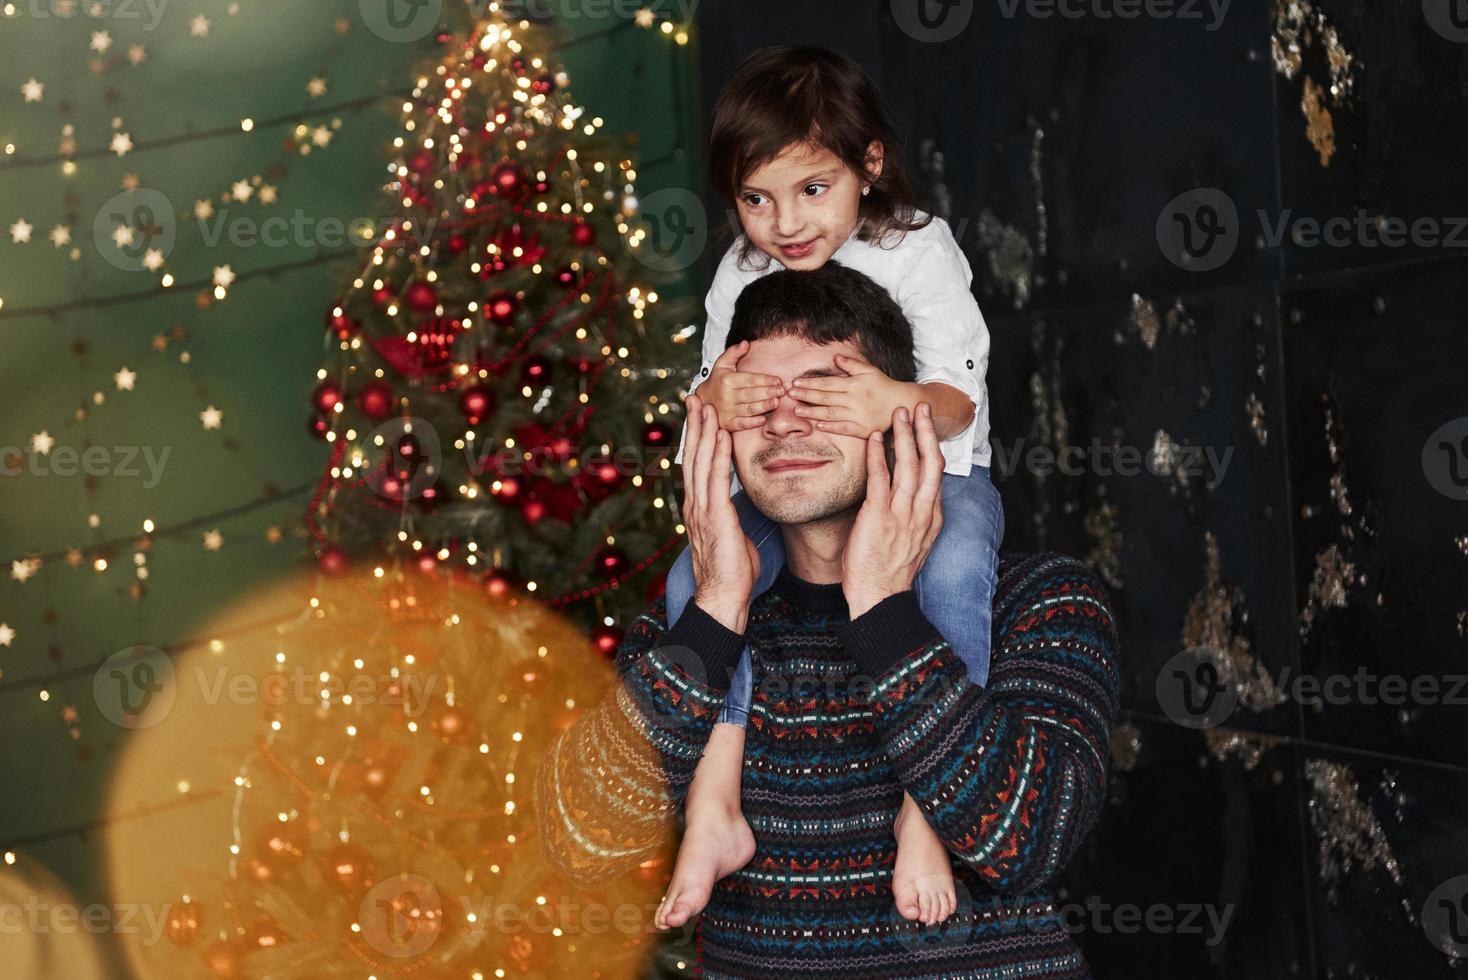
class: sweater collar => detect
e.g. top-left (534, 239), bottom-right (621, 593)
top-left (772, 562), bottom-right (849, 615)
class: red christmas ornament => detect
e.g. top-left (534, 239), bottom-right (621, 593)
top-left (308, 414), bottom-right (331, 440)
top-left (531, 74), bottom-right (556, 95)
top-left (318, 547), bottom-right (348, 576)
top-left (327, 310), bottom-right (359, 339)
top-left (321, 843), bottom-right (375, 897)
top-left (357, 380), bottom-right (394, 420)
top-left (594, 546), bottom-right (628, 579)
top-left (522, 354), bottom-right (552, 385)
top-left (202, 940), bottom-right (244, 978)
top-left (591, 624), bottom-right (624, 657)
top-left (642, 421), bottom-right (673, 448)
top-left (164, 897), bottom-right (205, 947)
top-left (459, 385), bottom-right (496, 425)
top-left (554, 266), bottom-right (577, 288)
top-left (570, 222), bottom-right (597, 247)
top-left (243, 918), bottom-right (288, 949)
top-left (447, 233), bottom-right (468, 254)
top-left (415, 552), bottom-right (438, 575)
top-left (521, 498), bottom-right (546, 525)
top-left (369, 318), bottom-right (464, 378)
top-left (433, 706), bottom-right (469, 742)
top-left (485, 569), bottom-right (519, 598)
top-left (569, 354), bottom-right (594, 373)
top-left (311, 381), bottom-right (343, 414)
top-left (510, 56), bottom-right (528, 75)
top-left (405, 281), bottom-right (438, 313)
top-left (489, 160), bottom-right (528, 199)
top-left (491, 475), bottom-right (522, 504)
top-left (371, 286), bottom-right (394, 306)
top-left (408, 149), bottom-right (435, 174)
top-left (485, 290), bottom-right (518, 324)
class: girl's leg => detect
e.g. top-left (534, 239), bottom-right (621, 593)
top-left (891, 466), bottom-right (1004, 926)
top-left (656, 489), bottom-right (782, 932)
top-left (913, 465), bottom-right (1005, 688)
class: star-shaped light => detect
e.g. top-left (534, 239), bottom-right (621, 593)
top-left (11, 559), bottom-right (38, 583)
top-left (202, 529), bottom-right (224, 551)
top-left (307, 76), bottom-right (328, 98)
top-left (190, 14), bottom-right (211, 36)
top-left (213, 265), bottom-right (235, 289)
top-left (49, 225), bottom-right (71, 248)
top-left (0, 623), bottom-right (14, 647)
top-left (128, 44), bottom-right (147, 65)
top-left (200, 405), bottom-right (223, 429)
top-left (30, 431), bottom-right (54, 454)
top-left (21, 78), bottom-right (44, 103)
top-left (265, 525), bottom-right (283, 544)
top-left (65, 549), bottom-right (84, 567)
top-left (635, 8), bottom-right (656, 27)
top-left (229, 180), bottom-right (253, 202)
top-left (111, 223), bottom-right (135, 249)
top-left (142, 248), bottom-right (165, 272)
top-left (259, 185), bottom-right (278, 205)
top-left (110, 132), bottom-right (133, 157)
top-left (90, 30), bottom-right (112, 53)
top-left (311, 126), bottom-right (333, 147)
top-left (10, 219), bottom-right (33, 244)
top-left (61, 705), bottom-right (78, 723)
top-left (193, 199), bottom-right (215, 220)
top-left (114, 366), bottom-right (136, 390)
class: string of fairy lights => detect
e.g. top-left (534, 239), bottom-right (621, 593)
top-left (0, 0), bottom-right (698, 894)
top-left (0, 3), bottom-right (692, 658)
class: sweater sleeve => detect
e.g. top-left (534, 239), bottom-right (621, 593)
top-left (836, 581), bottom-right (1119, 893)
top-left (533, 594), bottom-right (748, 884)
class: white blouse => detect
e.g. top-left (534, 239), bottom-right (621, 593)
top-left (674, 211), bottom-right (992, 491)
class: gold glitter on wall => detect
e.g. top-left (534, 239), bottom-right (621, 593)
top-left (975, 209), bottom-right (1035, 310)
top-left (1246, 393), bottom-right (1269, 447)
top-left (1110, 723), bottom-right (1141, 773)
top-left (1204, 729), bottom-right (1286, 771)
top-left (1273, 0), bottom-right (1357, 168)
top-left (1304, 759), bottom-right (1403, 901)
top-left (1083, 492), bottom-right (1124, 590)
top-left (1298, 393), bottom-right (1376, 641)
top-left (1130, 294), bottom-right (1161, 349)
top-left (1302, 76), bottom-right (1336, 166)
top-left (1301, 544), bottom-right (1354, 641)
top-left (1182, 532), bottom-right (1280, 714)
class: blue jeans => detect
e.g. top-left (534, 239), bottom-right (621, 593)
top-left (664, 464), bottom-right (1005, 726)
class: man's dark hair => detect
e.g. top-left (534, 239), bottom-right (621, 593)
top-left (725, 262), bottom-right (916, 384)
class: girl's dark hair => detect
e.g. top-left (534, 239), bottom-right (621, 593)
top-left (725, 261), bottom-right (916, 386)
top-left (708, 44), bottom-right (932, 270)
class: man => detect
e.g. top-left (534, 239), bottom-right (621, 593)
top-left (534, 263), bottom-right (1117, 978)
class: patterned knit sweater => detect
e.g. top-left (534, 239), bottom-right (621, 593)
top-left (535, 553), bottom-right (1119, 979)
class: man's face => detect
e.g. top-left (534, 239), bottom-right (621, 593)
top-left (730, 334), bottom-right (872, 525)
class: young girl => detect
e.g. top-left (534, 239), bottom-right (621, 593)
top-left (657, 44), bottom-right (1004, 931)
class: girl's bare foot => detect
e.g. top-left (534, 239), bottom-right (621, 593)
top-left (891, 791), bottom-right (956, 926)
top-left (655, 802), bottom-right (756, 930)
top-left (654, 722), bottom-right (754, 931)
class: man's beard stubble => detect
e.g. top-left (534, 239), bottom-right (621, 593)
top-left (740, 456), bottom-right (867, 528)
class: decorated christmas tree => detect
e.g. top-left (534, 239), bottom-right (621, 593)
top-left (119, 11), bottom-right (699, 979)
top-left (308, 9), bottom-right (694, 651)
